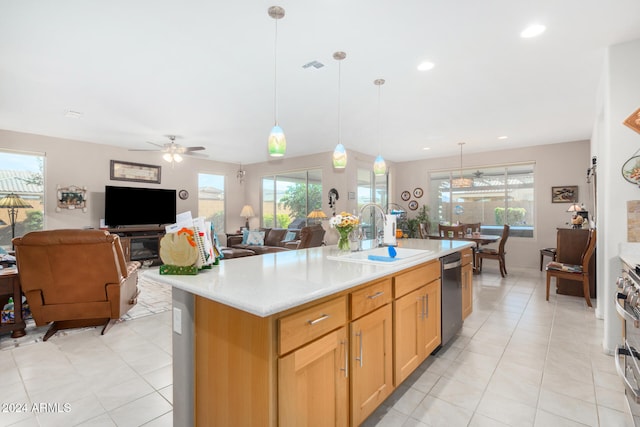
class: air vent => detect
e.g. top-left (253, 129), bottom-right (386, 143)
top-left (302, 61), bottom-right (324, 69)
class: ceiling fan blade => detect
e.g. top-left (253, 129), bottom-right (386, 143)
top-left (184, 152), bottom-right (208, 158)
top-left (183, 146), bottom-right (206, 152)
top-left (128, 148), bottom-right (162, 152)
top-left (145, 141), bottom-right (166, 148)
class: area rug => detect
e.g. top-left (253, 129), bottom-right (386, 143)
top-left (0, 270), bottom-right (172, 350)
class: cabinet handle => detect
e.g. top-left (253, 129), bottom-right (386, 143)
top-left (367, 291), bottom-right (384, 299)
top-left (424, 295), bottom-right (429, 318)
top-left (355, 331), bottom-right (363, 367)
top-left (307, 314), bottom-right (330, 325)
top-left (340, 340), bottom-right (348, 378)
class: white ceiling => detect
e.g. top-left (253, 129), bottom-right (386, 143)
top-left (1, 1), bottom-right (640, 165)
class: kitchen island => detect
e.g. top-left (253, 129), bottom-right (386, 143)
top-left (146, 238), bottom-right (474, 426)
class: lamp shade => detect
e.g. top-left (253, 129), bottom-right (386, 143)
top-left (373, 155), bottom-right (387, 176)
top-left (0, 193), bottom-right (33, 209)
top-left (567, 204), bottom-right (583, 212)
top-left (240, 205), bottom-right (255, 218)
top-left (307, 209), bottom-right (327, 219)
top-left (268, 125), bottom-right (286, 157)
top-left (332, 143), bottom-right (347, 169)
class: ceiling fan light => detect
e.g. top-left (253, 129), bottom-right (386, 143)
top-left (333, 143), bottom-right (347, 168)
top-left (268, 125), bottom-right (286, 157)
top-left (373, 155), bottom-right (387, 176)
top-left (173, 153), bottom-right (183, 163)
top-left (163, 153), bottom-right (173, 162)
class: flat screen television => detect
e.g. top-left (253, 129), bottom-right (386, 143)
top-left (105, 185), bottom-right (176, 227)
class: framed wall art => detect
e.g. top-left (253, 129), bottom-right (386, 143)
top-left (56, 185), bottom-right (88, 212)
top-left (624, 107), bottom-right (640, 135)
top-left (551, 186), bottom-right (578, 203)
top-left (110, 160), bottom-right (161, 184)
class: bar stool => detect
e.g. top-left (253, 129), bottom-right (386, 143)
top-left (540, 247), bottom-right (557, 271)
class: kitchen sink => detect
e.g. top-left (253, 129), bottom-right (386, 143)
top-left (327, 246), bottom-right (433, 265)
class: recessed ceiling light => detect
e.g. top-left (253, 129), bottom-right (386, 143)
top-left (520, 24), bottom-right (546, 38)
top-left (498, 135), bottom-right (509, 140)
top-left (422, 147), bottom-right (431, 150)
top-left (65, 110), bottom-right (83, 119)
top-left (417, 61), bottom-right (435, 71)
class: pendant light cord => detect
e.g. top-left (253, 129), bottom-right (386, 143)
top-left (273, 18), bottom-right (279, 125)
top-left (338, 59), bottom-right (342, 144)
top-left (377, 83), bottom-right (382, 155)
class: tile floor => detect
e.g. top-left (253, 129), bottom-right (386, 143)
top-left (0, 265), bottom-right (633, 426)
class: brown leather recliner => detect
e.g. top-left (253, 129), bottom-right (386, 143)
top-left (13, 229), bottom-right (140, 341)
top-left (285, 224), bottom-right (326, 249)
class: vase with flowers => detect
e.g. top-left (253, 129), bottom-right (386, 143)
top-left (330, 211), bottom-right (360, 252)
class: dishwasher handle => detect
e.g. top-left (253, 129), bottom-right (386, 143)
top-left (442, 259), bottom-right (462, 270)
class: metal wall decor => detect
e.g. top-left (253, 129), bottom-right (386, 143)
top-left (401, 191), bottom-right (411, 201)
top-left (413, 187), bottom-right (423, 198)
top-left (56, 185), bottom-right (87, 212)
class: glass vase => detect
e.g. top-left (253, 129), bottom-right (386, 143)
top-left (337, 230), bottom-right (351, 252)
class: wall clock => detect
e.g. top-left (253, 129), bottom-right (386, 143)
top-left (408, 200), bottom-right (418, 210)
top-left (401, 191), bottom-right (411, 201)
top-left (413, 187), bottom-right (423, 198)
top-left (178, 189), bottom-right (189, 200)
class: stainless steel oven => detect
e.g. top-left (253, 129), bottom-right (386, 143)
top-left (615, 265), bottom-right (640, 423)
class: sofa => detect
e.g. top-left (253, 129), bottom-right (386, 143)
top-left (12, 229), bottom-right (140, 340)
top-left (222, 225), bottom-right (325, 259)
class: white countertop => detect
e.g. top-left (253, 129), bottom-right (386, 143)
top-left (144, 239), bottom-right (474, 317)
top-left (619, 242), bottom-right (640, 268)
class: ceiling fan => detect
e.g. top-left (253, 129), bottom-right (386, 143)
top-left (129, 135), bottom-right (207, 163)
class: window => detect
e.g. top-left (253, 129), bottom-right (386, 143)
top-left (429, 163), bottom-right (535, 237)
top-left (198, 173), bottom-right (225, 235)
top-left (262, 169), bottom-right (322, 229)
top-left (0, 151), bottom-right (45, 249)
top-left (357, 168), bottom-right (388, 239)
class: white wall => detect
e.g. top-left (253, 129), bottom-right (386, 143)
top-left (394, 140), bottom-right (592, 269)
top-left (599, 38), bottom-right (640, 353)
top-left (0, 129), bottom-right (243, 233)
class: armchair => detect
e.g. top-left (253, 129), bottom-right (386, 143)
top-left (13, 229), bottom-right (140, 340)
top-left (285, 225), bottom-right (326, 249)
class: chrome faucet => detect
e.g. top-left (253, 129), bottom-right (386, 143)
top-left (359, 203), bottom-right (387, 247)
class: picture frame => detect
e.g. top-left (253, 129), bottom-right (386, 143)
top-left (408, 200), bottom-right (419, 210)
top-left (413, 187), bottom-right (423, 198)
top-left (551, 186), bottom-right (578, 203)
top-left (56, 185), bottom-right (88, 212)
top-left (110, 160), bottom-right (161, 184)
top-left (401, 190), bottom-right (411, 201)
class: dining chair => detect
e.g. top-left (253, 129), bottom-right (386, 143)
top-left (438, 224), bottom-right (465, 239)
top-left (545, 229), bottom-right (596, 307)
top-left (460, 222), bottom-right (481, 235)
top-left (418, 222), bottom-right (430, 239)
top-left (475, 224), bottom-right (510, 277)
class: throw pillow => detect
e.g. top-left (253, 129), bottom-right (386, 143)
top-left (246, 230), bottom-right (265, 246)
top-left (284, 231), bottom-right (297, 242)
top-left (241, 229), bottom-right (250, 245)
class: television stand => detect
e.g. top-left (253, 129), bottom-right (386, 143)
top-left (107, 226), bottom-right (165, 266)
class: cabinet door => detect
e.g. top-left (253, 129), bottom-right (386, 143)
top-left (279, 327), bottom-right (349, 427)
top-left (462, 262), bottom-right (473, 319)
top-left (350, 304), bottom-right (393, 426)
top-left (394, 286), bottom-right (425, 384)
top-left (423, 280), bottom-right (441, 356)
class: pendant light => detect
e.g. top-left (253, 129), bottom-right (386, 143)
top-left (332, 51), bottom-right (347, 168)
top-left (373, 78), bottom-right (387, 176)
top-left (452, 142), bottom-right (473, 188)
top-left (267, 6), bottom-right (286, 157)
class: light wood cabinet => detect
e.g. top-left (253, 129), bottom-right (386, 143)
top-left (394, 281), bottom-right (441, 384)
top-left (192, 256), bottom-right (456, 426)
top-left (350, 304), bottom-right (393, 426)
top-left (393, 260), bottom-right (442, 384)
top-left (461, 247), bottom-right (473, 319)
top-left (279, 327), bottom-right (349, 427)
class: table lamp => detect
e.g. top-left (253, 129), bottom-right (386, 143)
top-left (240, 205), bottom-right (255, 229)
top-left (307, 209), bottom-right (327, 225)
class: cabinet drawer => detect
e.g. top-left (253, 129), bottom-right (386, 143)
top-left (279, 296), bottom-right (347, 355)
top-left (350, 278), bottom-right (392, 320)
top-left (461, 248), bottom-right (473, 266)
top-left (394, 261), bottom-right (440, 298)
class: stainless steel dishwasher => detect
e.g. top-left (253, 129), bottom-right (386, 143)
top-left (439, 251), bottom-right (463, 348)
